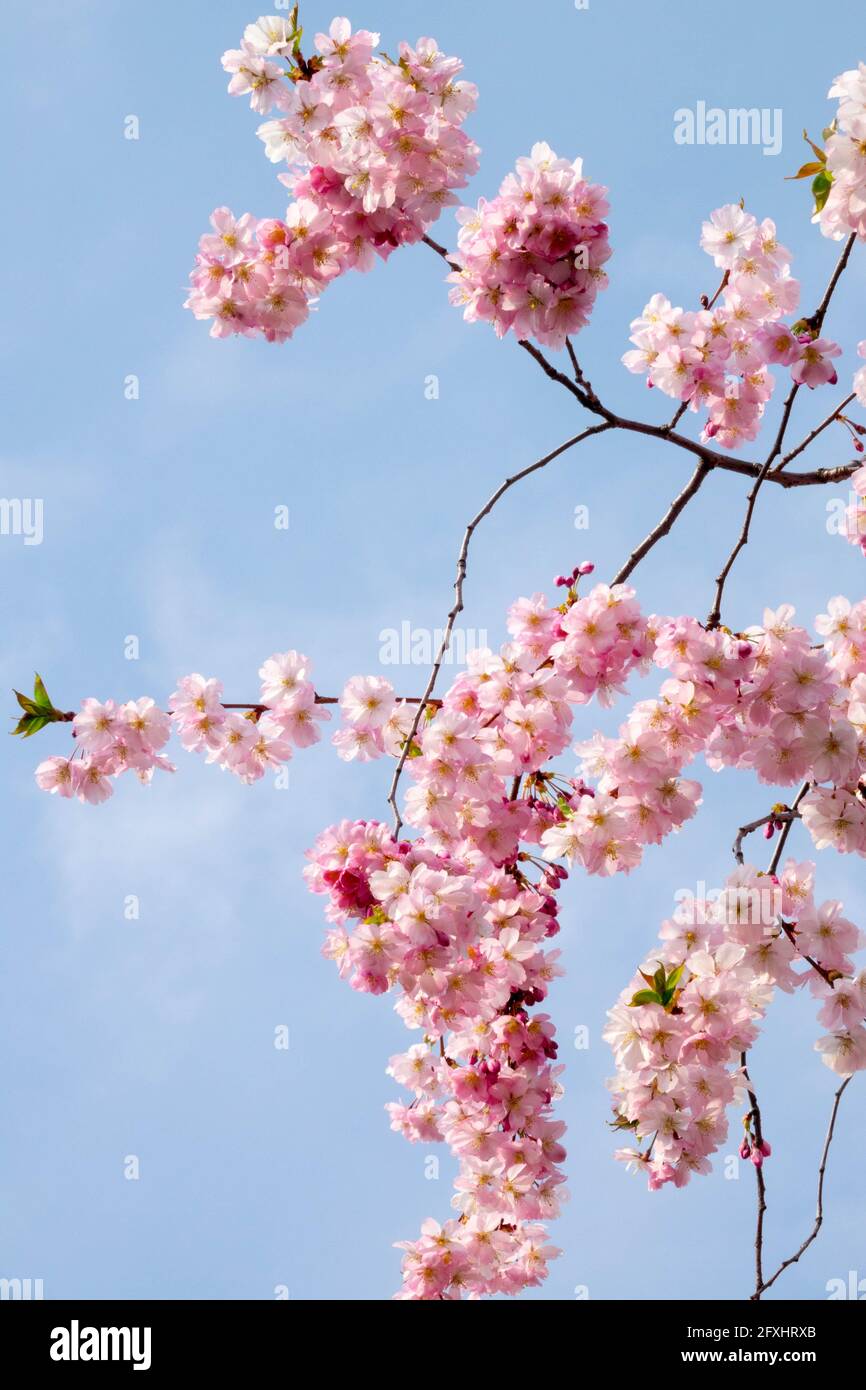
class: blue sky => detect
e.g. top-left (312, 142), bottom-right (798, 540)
top-left (2, 0), bottom-right (865, 1300)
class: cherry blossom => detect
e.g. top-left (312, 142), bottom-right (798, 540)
top-left (444, 143), bottom-right (611, 348)
top-left (185, 16), bottom-right (479, 341)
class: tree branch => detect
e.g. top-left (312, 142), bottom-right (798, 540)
top-left (732, 805), bottom-right (800, 866)
top-left (751, 1077), bottom-right (853, 1299)
top-left (775, 392), bottom-right (857, 473)
top-left (706, 235), bottom-right (858, 628)
top-left (611, 460), bottom-right (712, 585)
top-left (385, 421), bottom-right (614, 833)
top-left (740, 1052), bottom-right (767, 1297)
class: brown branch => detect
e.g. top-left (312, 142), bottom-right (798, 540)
top-left (421, 232), bottom-right (460, 272)
top-left (778, 921), bottom-right (838, 988)
top-left (740, 1052), bottom-right (767, 1296)
top-left (732, 778), bottom-right (853, 1300)
top-left (707, 234), bottom-right (858, 628)
top-left (611, 460), bottom-right (712, 585)
top-left (775, 392), bottom-right (857, 473)
top-left (519, 339), bottom-right (596, 410)
top-left (813, 232), bottom-right (857, 334)
top-left (386, 235), bottom-right (859, 842)
top-left (384, 421), bottom-right (614, 834)
top-left (58, 694), bottom-right (443, 723)
top-left (706, 454), bottom-right (776, 629)
top-left (565, 337), bottom-right (599, 403)
top-left (751, 1077), bottom-right (853, 1299)
top-left (515, 349), bottom-right (858, 489)
top-left (732, 784), bottom-right (832, 980)
top-left (732, 806), bottom-right (800, 866)
top-left (421, 232), bottom-right (859, 492)
top-left (766, 781), bottom-right (811, 875)
top-left (702, 269), bottom-right (730, 311)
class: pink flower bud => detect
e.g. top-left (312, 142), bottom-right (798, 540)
top-left (308, 165), bottom-right (342, 196)
top-left (739, 1140), bottom-right (751, 1160)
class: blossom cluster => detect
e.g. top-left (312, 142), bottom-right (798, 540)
top-left (327, 584), bottom-right (866, 878)
top-left (605, 860), bottom-right (866, 1192)
top-left (799, 596), bottom-right (866, 852)
top-left (558, 600), bottom-right (865, 871)
top-left (184, 15), bottom-right (479, 340)
top-left (817, 63), bottom-right (866, 241)
top-left (305, 819), bottom-right (566, 1298)
top-left (35, 651), bottom-right (329, 803)
top-left (623, 203), bottom-right (846, 450)
top-left (29, 566), bottom-right (866, 1296)
top-left (446, 142), bottom-right (611, 348)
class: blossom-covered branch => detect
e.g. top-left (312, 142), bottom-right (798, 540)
top-left (17, 11), bottom-right (866, 1300)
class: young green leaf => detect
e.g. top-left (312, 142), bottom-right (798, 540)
top-left (629, 988), bottom-right (662, 1008)
top-left (812, 169), bottom-right (833, 213)
top-left (32, 673), bottom-right (53, 711)
top-left (665, 963), bottom-right (685, 991)
top-left (14, 690), bottom-right (40, 716)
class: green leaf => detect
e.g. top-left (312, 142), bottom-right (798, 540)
top-left (14, 690), bottom-right (40, 715)
top-left (629, 989), bottom-right (662, 1008)
top-left (12, 712), bottom-right (51, 737)
top-left (653, 964), bottom-right (667, 994)
top-left (812, 169), bottom-right (833, 213)
top-left (21, 714), bottom-right (50, 737)
top-left (32, 672), bottom-right (53, 711)
top-left (666, 963), bottom-right (685, 991)
top-left (609, 1114), bottom-right (639, 1132)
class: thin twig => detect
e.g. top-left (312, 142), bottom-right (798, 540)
top-left (385, 422), bottom-right (613, 833)
top-left (775, 392), bottom-right (857, 473)
top-left (766, 781), bottom-right (811, 875)
top-left (706, 454), bottom-right (777, 629)
top-left (702, 270), bottom-right (730, 311)
top-left (732, 807), bottom-right (799, 866)
top-left (812, 232), bottom-right (858, 334)
top-left (565, 337), bottom-right (598, 402)
top-left (740, 1052), bottom-right (767, 1296)
top-left (751, 1077), bottom-right (853, 1299)
top-left (611, 460), bottom-right (712, 585)
top-left (421, 233), bottom-right (860, 493)
top-left (706, 236), bottom-right (858, 628)
top-left (421, 232), bottom-right (460, 272)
